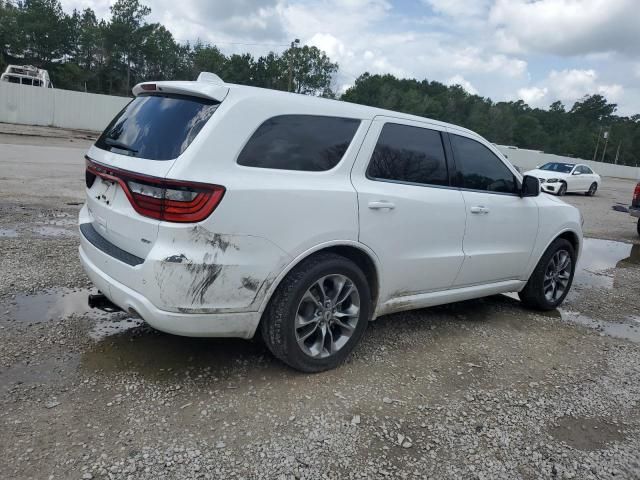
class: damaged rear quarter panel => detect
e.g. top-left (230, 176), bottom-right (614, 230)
top-left (150, 225), bottom-right (291, 314)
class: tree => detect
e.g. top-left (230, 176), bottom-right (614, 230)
top-left (286, 45), bottom-right (338, 96)
top-left (106, 0), bottom-right (151, 94)
top-left (17, 0), bottom-right (69, 65)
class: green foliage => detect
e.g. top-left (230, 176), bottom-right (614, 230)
top-left (343, 74), bottom-right (640, 166)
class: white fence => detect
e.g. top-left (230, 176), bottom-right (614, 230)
top-left (0, 82), bottom-right (130, 132)
top-left (498, 146), bottom-right (640, 181)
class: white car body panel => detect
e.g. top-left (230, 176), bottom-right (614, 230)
top-left (79, 78), bottom-right (583, 338)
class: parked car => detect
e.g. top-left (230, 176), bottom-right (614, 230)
top-left (524, 162), bottom-right (601, 196)
top-left (79, 74), bottom-right (583, 372)
top-left (631, 182), bottom-right (640, 236)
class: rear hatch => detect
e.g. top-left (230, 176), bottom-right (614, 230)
top-left (84, 85), bottom-right (226, 259)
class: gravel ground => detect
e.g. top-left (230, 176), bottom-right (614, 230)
top-left (1, 125), bottom-right (639, 480)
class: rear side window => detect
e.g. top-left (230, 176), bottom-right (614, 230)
top-left (367, 123), bottom-right (448, 186)
top-left (237, 115), bottom-right (360, 171)
top-left (95, 93), bottom-right (219, 161)
top-left (450, 134), bottom-right (517, 194)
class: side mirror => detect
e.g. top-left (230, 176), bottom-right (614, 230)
top-left (520, 175), bottom-right (540, 197)
top-left (572, 171), bottom-right (580, 175)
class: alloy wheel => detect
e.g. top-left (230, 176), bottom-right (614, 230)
top-left (295, 274), bottom-right (360, 358)
top-left (543, 249), bottom-right (572, 302)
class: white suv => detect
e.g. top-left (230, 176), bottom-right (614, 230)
top-left (79, 74), bottom-right (583, 372)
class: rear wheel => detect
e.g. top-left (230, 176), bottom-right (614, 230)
top-left (261, 253), bottom-right (371, 372)
top-left (519, 238), bottom-right (576, 310)
top-left (557, 182), bottom-right (567, 196)
top-left (637, 218), bottom-right (640, 237)
top-left (585, 182), bottom-right (597, 196)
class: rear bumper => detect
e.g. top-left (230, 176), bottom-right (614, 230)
top-left (79, 244), bottom-right (260, 338)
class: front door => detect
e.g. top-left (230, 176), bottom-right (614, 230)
top-left (447, 130), bottom-right (539, 286)
top-left (351, 118), bottom-right (467, 300)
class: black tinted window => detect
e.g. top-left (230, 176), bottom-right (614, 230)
top-left (95, 94), bottom-right (219, 161)
top-left (367, 123), bottom-right (448, 186)
top-left (451, 134), bottom-right (516, 194)
top-left (237, 115), bottom-right (360, 171)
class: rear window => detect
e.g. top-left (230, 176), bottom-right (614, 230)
top-left (237, 115), bottom-right (360, 171)
top-left (95, 93), bottom-right (219, 161)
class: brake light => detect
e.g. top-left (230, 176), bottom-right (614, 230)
top-left (86, 157), bottom-right (225, 223)
top-left (633, 183), bottom-right (640, 207)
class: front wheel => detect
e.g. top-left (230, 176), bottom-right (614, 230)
top-left (519, 238), bottom-right (576, 310)
top-left (637, 218), bottom-right (640, 237)
top-left (557, 182), bottom-right (567, 196)
top-left (585, 182), bottom-right (597, 196)
top-left (261, 252), bottom-right (371, 372)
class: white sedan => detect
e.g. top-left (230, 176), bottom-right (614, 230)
top-left (524, 162), bottom-right (601, 196)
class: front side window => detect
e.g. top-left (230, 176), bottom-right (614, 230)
top-left (450, 134), bottom-right (517, 194)
top-left (95, 93), bottom-right (220, 161)
top-left (367, 123), bottom-right (448, 186)
top-left (237, 115), bottom-right (360, 171)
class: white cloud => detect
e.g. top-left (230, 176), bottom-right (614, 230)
top-left (446, 75), bottom-right (478, 95)
top-left (517, 69), bottom-right (624, 109)
top-left (518, 86), bottom-right (548, 106)
top-left (490, 0), bottom-right (640, 56)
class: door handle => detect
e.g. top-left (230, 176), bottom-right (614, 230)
top-left (368, 200), bottom-right (395, 210)
top-left (470, 206), bottom-right (490, 214)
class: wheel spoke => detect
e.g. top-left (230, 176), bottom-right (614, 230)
top-left (297, 322), bottom-right (319, 343)
top-left (335, 282), bottom-right (354, 305)
top-left (301, 289), bottom-right (323, 309)
top-left (295, 312), bottom-right (319, 330)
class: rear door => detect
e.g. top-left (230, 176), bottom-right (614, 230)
top-left (351, 117), bottom-right (466, 300)
top-left (85, 92), bottom-right (221, 258)
top-left (447, 130), bottom-right (539, 286)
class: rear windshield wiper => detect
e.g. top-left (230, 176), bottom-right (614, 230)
top-left (104, 138), bottom-right (138, 155)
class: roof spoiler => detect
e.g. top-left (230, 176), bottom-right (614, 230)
top-left (132, 73), bottom-right (228, 102)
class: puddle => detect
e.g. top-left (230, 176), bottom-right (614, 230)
top-left (2, 288), bottom-right (100, 324)
top-left (81, 329), bottom-right (267, 378)
top-left (549, 416), bottom-right (625, 451)
top-left (574, 238), bottom-right (640, 289)
top-left (0, 228), bottom-right (18, 238)
top-left (559, 309), bottom-right (640, 343)
top-left (32, 226), bottom-right (77, 237)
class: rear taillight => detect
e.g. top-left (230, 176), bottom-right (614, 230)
top-left (86, 157), bottom-right (225, 223)
top-left (633, 183), bottom-right (640, 207)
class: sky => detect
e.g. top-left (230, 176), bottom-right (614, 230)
top-left (59, 0), bottom-right (640, 116)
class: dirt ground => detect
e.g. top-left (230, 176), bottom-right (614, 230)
top-left (1, 123), bottom-right (639, 480)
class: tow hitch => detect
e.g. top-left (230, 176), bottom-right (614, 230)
top-left (88, 292), bottom-right (122, 313)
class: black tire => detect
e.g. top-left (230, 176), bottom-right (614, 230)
top-left (557, 182), bottom-right (567, 196)
top-left (637, 218), bottom-right (640, 237)
top-left (585, 182), bottom-right (597, 196)
top-left (261, 252), bottom-right (371, 372)
top-left (519, 238), bottom-right (576, 311)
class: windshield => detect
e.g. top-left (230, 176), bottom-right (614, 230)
top-left (539, 162), bottom-right (574, 173)
top-left (95, 93), bottom-right (219, 161)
